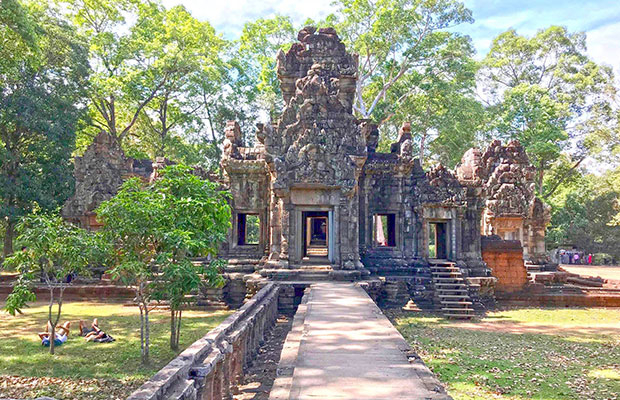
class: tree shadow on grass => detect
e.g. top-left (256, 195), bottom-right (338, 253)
top-left (391, 310), bottom-right (620, 400)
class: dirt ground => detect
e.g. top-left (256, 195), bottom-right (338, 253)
top-left (560, 264), bottom-right (620, 281)
top-left (233, 314), bottom-right (293, 400)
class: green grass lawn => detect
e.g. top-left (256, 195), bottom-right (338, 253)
top-left (0, 301), bottom-right (232, 400)
top-left (389, 307), bottom-right (620, 400)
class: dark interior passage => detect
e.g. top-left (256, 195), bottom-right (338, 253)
top-left (429, 222), bottom-right (448, 259)
top-left (303, 211), bottom-right (329, 259)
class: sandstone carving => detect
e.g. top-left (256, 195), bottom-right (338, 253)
top-left (65, 26), bottom-right (552, 285)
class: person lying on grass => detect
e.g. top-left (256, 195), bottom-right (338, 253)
top-left (38, 321), bottom-right (70, 347)
top-left (79, 318), bottom-right (115, 343)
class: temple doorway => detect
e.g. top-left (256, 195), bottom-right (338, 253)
top-left (302, 211), bottom-right (329, 261)
top-left (429, 222), bottom-right (448, 259)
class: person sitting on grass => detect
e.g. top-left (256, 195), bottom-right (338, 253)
top-left (79, 318), bottom-right (115, 343)
top-left (38, 321), bottom-right (70, 347)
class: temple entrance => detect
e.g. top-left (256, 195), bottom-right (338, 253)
top-left (302, 211), bottom-right (329, 261)
top-left (429, 222), bottom-right (448, 259)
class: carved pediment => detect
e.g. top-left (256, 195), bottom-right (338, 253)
top-left (417, 164), bottom-right (466, 205)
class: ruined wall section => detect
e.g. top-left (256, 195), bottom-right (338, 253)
top-left (62, 131), bottom-right (152, 229)
top-left (220, 121), bottom-right (271, 262)
top-left (481, 236), bottom-right (528, 292)
top-left (457, 140), bottom-right (552, 267)
top-left (359, 123), bottom-right (419, 273)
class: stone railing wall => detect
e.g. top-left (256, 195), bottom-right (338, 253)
top-left (127, 282), bottom-right (280, 400)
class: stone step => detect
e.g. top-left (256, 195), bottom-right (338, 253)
top-left (441, 300), bottom-right (473, 305)
top-left (438, 294), bottom-right (470, 299)
top-left (437, 290), bottom-right (469, 295)
top-left (298, 265), bottom-right (333, 270)
top-left (443, 313), bottom-right (474, 319)
top-left (436, 284), bottom-right (468, 288)
top-left (437, 286), bottom-right (468, 290)
top-left (431, 268), bottom-right (459, 272)
top-left (441, 307), bottom-right (474, 312)
top-left (258, 268), bottom-right (362, 282)
top-left (431, 272), bottom-right (461, 277)
top-left (435, 284), bottom-right (468, 289)
top-left (433, 277), bottom-right (464, 282)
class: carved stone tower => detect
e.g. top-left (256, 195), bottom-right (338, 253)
top-left (263, 27), bottom-right (367, 272)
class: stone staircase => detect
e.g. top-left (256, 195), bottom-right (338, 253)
top-left (430, 261), bottom-right (474, 319)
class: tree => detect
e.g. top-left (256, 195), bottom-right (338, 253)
top-left (370, 31), bottom-right (482, 164)
top-left (97, 165), bottom-right (230, 360)
top-left (237, 15), bottom-right (296, 119)
top-left (65, 0), bottom-right (226, 156)
top-left (149, 166), bottom-right (230, 350)
top-left (1, 1), bottom-right (89, 258)
top-left (63, 0), bottom-right (143, 148)
top-left (545, 166), bottom-right (620, 261)
top-left (3, 212), bottom-right (105, 355)
top-left (481, 26), bottom-right (617, 196)
top-left (330, 0), bottom-right (473, 122)
top-left (128, 3), bottom-right (228, 162)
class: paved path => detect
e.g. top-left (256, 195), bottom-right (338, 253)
top-left (561, 265), bottom-right (620, 281)
top-left (270, 282), bottom-right (450, 400)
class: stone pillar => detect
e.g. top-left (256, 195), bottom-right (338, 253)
top-left (269, 191), bottom-right (281, 262)
top-left (279, 197), bottom-right (291, 268)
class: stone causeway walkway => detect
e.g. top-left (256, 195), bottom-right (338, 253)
top-left (269, 282), bottom-right (451, 400)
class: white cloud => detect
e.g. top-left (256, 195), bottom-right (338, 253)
top-left (163, 0), bottom-right (620, 75)
top-left (586, 21), bottom-right (620, 74)
top-left (162, 0), bottom-right (335, 38)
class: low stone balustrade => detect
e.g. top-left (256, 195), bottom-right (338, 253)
top-left (127, 282), bottom-right (280, 400)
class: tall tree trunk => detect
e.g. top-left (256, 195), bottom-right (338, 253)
top-left (419, 129), bottom-right (428, 165)
top-left (144, 307), bottom-right (150, 364)
top-left (3, 218), bottom-right (14, 259)
top-left (537, 167), bottom-right (544, 195)
top-left (139, 303), bottom-right (145, 363)
top-left (48, 289), bottom-right (55, 355)
top-left (175, 310), bottom-right (182, 350)
top-left (170, 308), bottom-right (178, 351)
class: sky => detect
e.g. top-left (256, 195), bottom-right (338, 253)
top-left (161, 0), bottom-right (620, 73)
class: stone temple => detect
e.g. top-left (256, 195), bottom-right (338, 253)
top-left (217, 27), bottom-right (549, 278)
top-left (63, 27), bottom-right (551, 313)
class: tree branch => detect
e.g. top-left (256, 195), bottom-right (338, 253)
top-left (542, 156), bottom-right (586, 199)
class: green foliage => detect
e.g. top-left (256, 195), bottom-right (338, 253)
top-left (3, 211), bottom-right (105, 354)
top-left (4, 212), bottom-right (105, 315)
top-left (0, 302), bottom-right (231, 399)
top-left (238, 15), bottom-right (296, 118)
top-left (545, 165), bottom-right (620, 260)
top-left (97, 165), bottom-right (231, 355)
top-left (1, 1), bottom-right (90, 258)
top-left (0, 0), bottom-right (38, 76)
top-left (331, 0), bottom-right (474, 124)
top-left (371, 30), bottom-right (482, 165)
top-left (129, 3), bottom-right (229, 162)
top-left (482, 26), bottom-right (617, 194)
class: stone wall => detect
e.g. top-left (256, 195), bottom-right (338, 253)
top-left (62, 131), bottom-right (153, 229)
top-left (481, 236), bottom-right (527, 292)
top-left (126, 283), bottom-right (280, 400)
top-left (458, 140), bottom-right (551, 265)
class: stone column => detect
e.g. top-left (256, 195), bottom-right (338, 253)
top-left (268, 190), bottom-right (281, 266)
top-left (279, 197), bottom-right (291, 268)
top-left (455, 207), bottom-right (464, 262)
